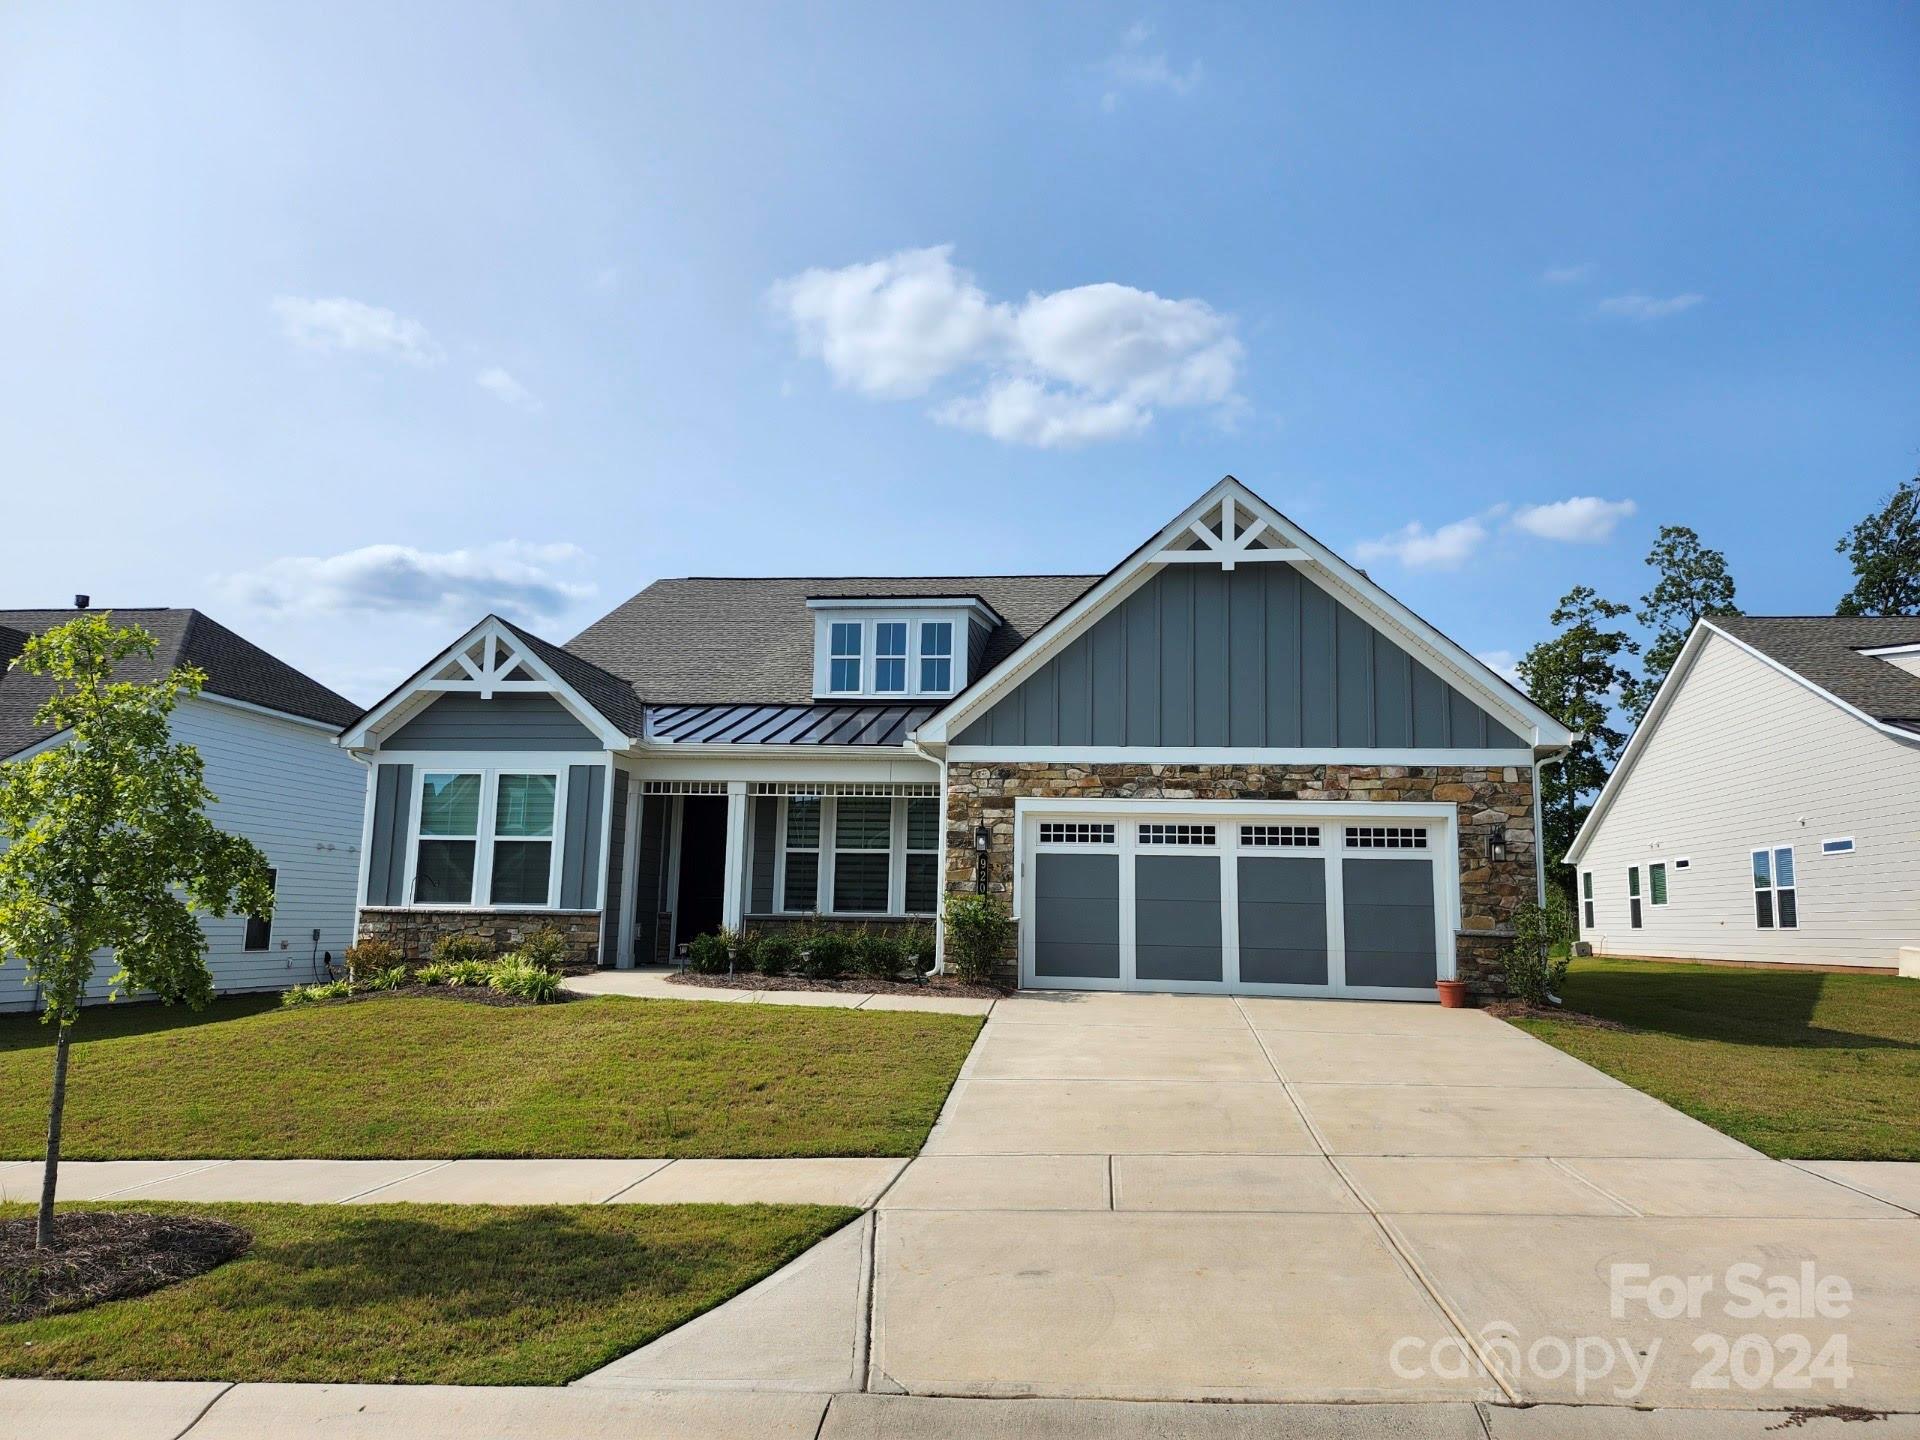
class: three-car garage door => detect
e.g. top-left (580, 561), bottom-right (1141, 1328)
top-left (1022, 808), bottom-right (1453, 1001)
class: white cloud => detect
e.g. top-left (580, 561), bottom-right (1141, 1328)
top-left (1098, 22), bottom-right (1202, 110)
top-left (271, 296), bottom-right (443, 364)
top-left (476, 366), bottom-right (541, 412)
top-left (769, 245), bottom-right (1242, 448)
top-left (1596, 292), bottom-right (1704, 321)
top-left (1475, 649), bottom-right (1523, 686)
top-left (1511, 496), bottom-right (1638, 543)
top-left (1354, 516), bottom-right (1489, 572)
top-left (1542, 262), bottom-right (1594, 285)
top-left (222, 541), bottom-right (593, 624)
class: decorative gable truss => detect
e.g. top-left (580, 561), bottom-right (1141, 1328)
top-left (337, 616), bottom-right (634, 752)
top-left (915, 476), bottom-right (1575, 753)
top-left (1156, 492), bottom-right (1306, 569)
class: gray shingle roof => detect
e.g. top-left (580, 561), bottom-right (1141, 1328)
top-left (0, 608), bottom-right (361, 760)
top-left (1713, 615), bottom-right (1920, 734)
top-left (567, 575), bottom-right (1096, 707)
top-left (495, 617), bottom-right (650, 738)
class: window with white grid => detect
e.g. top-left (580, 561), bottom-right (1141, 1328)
top-left (1240, 824), bottom-right (1321, 848)
top-left (1038, 822), bottom-right (1115, 845)
top-left (1343, 826), bottom-right (1428, 849)
top-left (1138, 823), bottom-right (1218, 846)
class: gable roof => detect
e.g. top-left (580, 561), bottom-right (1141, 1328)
top-left (1710, 616), bottom-right (1920, 734)
top-left (915, 476), bottom-right (1575, 750)
top-left (566, 575), bottom-right (1096, 707)
top-left (1563, 615), bottom-right (1920, 865)
top-left (0, 607), bottom-right (360, 760)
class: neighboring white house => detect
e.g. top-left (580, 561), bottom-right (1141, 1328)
top-left (1565, 616), bottom-right (1920, 970)
top-left (0, 606), bottom-right (366, 1012)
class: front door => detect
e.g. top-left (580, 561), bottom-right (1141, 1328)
top-left (674, 796), bottom-right (728, 947)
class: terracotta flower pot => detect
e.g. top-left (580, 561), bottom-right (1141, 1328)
top-left (1434, 979), bottom-right (1472, 1009)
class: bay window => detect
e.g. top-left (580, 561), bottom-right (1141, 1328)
top-left (411, 768), bottom-right (567, 908)
top-left (770, 794), bottom-right (942, 917)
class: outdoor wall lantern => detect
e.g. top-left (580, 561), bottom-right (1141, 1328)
top-left (1488, 833), bottom-right (1509, 865)
top-left (973, 822), bottom-right (991, 894)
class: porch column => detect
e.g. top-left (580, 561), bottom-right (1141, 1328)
top-left (720, 781), bottom-right (749, 931)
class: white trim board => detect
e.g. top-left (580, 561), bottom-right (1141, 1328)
top-left (946, 746), bottom-right (1532, 766)
top-left (913, 476), bottom-right (1572, 751)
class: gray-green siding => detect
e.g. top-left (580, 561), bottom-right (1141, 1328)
top-left (749, 797), bottom-right (778, 912)
top-left (365, 763), bottom-right (413, 905)
top-left (955, 565), bottom-right (1527, 749)
top-left (385, 693), bottom-right (600, 751)
top-left (559, 764), bottom-right (606, 909)
top-left (602, 773), bottom-right (630, 960)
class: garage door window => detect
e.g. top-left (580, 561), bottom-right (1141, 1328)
top-left (1040, 822), bottom-right (1115, 844)
top-left (1138, 823), bottom-right (1217, 846)
top-left (1345, 826), bottom-right (1427, 849)
top-left (1241, 824), bottom-right (1320, 848)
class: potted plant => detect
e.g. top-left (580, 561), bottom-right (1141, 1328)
top-left (1434, 977), bottom-right (1471, 1008)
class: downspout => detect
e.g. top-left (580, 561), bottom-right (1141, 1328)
top-left (906, 735), bottom-right (948, 975)
top-left (1532, 742), bottom-right (1576, 906)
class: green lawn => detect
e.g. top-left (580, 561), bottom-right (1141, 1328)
top-left (1, 1200), bottom-right (856, 1384)
top-left (1508, 956), bottom-right (1920, 1160)
top-left (0, 994), bottom-right (981, 1159)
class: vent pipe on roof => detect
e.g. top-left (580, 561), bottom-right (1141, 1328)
top-left (74, 594), bottom-right (90, 609)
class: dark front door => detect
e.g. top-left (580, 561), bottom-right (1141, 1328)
top-left (674, 796), bottom-right (728, 948)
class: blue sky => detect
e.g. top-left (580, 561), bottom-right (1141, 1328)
top-left (3, 2), bottom-right (1915, 702)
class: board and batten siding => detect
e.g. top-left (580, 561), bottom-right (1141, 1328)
top-left (1, 696), bottom-right (365, 1012)
top-left (1576, 630), bottom-right (1920, 968)
top-left (383, 692), bottom-right (600, 751)
top-left (955, 565), bottom-right (1527, 750)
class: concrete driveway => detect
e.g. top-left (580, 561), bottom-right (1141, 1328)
top-left (586, 991), bottom-right (1920, 1413)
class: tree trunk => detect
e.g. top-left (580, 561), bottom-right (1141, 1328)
top-left (36, 1021), bottom-right (72, 1249)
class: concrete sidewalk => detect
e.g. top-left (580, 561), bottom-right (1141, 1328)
top-left (562, 967), bottom-right (998, 1014)
top-left (0, 1156), bottom-right (907, 1208)
top-left (6, 1379), bottom-right (1916, 1440)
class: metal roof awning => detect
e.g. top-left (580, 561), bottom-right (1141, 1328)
top-left (642, 702), bottom-right (937, 747)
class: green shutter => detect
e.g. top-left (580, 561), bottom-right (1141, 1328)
top-left (1649, 864), bottom-right (1667, 905)
top-left (1627, 867), bottom-right (1640, 897)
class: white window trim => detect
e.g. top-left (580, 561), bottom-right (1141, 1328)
top-left (828, 622), bottom-right (864, 695)
top-left (1752, 843), bottom-right (1798, 930)
top-left (404, 765), bottom-right (569, 911)
top-left (873, 620), bottom-right (910, 696)
top-left (917, 619), bottom-right (954, 695)
top-left (809, 607), bottom-right (983, 702)
top-left (769, 794), bottom-right (939, 918)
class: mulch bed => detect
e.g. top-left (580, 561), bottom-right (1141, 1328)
top-left (1483, 999), bottom-right (1637, 1032)
top-left (2, 1211), bottom-right (251, 1322)
top-left (336, 984), bottom-right (575, 1009)
top-left (666, 971), bottom-right (1008, 999)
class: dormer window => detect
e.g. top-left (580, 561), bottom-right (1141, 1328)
top-left (875, 622), bottom-right (908, 693)
top-left (829, 622), bottom-right (862, 693)
top-left (920, 621), bottom-right (953, 692)
top-left (807, 596), bottom-right (1002, 702)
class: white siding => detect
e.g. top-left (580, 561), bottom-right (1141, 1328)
top-left (1, 698), bottom-right (364, 1012)
top-left (1575, 631), bottom-right (1920, 968)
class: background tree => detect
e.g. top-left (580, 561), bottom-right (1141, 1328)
top-left (1835, 473), bottom-right (1920, 616)
top-left (1517, 586), bottom-right (1638, 905)
top-left (0, 616), bottom-right (273, 1248)
top-left (1624, 524), bottom-right (1741, 723)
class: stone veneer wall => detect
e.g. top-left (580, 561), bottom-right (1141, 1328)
top-left (355, 907), bottom-right (602, 969)
top-left (942, 762), bottom-right (1535, 994)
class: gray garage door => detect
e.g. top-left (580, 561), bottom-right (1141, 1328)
top-left (1343, 857), bottom-right (1439, 989)
top-left (1033, 851), bottom-right (1120, 980)
top-left (1135, 854), bottom-right (1223, 982)
top-left (1237, 855), bottom-right (1328, 985)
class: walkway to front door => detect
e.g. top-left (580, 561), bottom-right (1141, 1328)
top-left (585, 990), bottom-right (1920, 1412)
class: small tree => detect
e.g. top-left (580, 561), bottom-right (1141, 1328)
top-left (942, 892), bottom-right (1012, 985)
top-left (1834, 474), bottom-right (1920, 617)
top-left (1500, 891), bottom-right (1576, 1006)
top-left (0, 616), bottom-right (273, 1248)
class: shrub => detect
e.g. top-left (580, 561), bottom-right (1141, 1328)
top-left (419, 958), bottom-right (494, 987)
top-left (343, 939), bottom-right (403, 984)
top-left (753, 934), bottom-right (796, 977)
top-left (686, 929), bottom-right (735, 975)
top-left (432, 934), bottom-right (494, 967)
top-left (850, 930), bottom-right (905, 981)
top-left (359, 964), bottom-right (411, 993)
top-left (943, 893), bottom-right (1011, 985)
top-left (899, 923), bottom-right (937, 977)
top-left (730, 930), bottom-right (761, 974)
top-left (490, 957), bottom-right (563, 1003)
top-left (515, 926), bottom-right (571, 972)
top-left (793, 927), bottom-right (848, 980)
top-left (1500, 892), bottom-right (1576, 1005)
top-left (281, 979), bottom-right (350, 1007)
